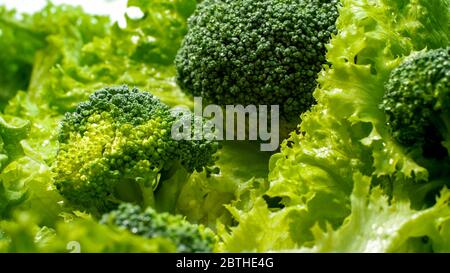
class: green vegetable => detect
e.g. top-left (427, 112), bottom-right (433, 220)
top-left (0, 211), bottom-right (176, 253)
top-left (0, 116), bottom-right (30, 170)
top-left (304, 173), bottom-right (450, 253)
top-left (1, 0), bottom-right (450, 254)
top-left (0, 116), bottom-right (63, 225)
top-left (54, 86), bottom-right (219, 215)
top-left (2, 3), bottom-right (112, 165)
top-left (176, 141), bottom-right (271, 227)
top-left (101, 203), bottom-right (216, 253)
top-left (219, 0), bottom-right (450, 252)
top-left (0, 7), bottom-right (46, 110)
top-left (175, 0), bottom-right (340, 119)
top-left (381, 47), bottom-right (450, 158)
top-left (30, 0), bottom-right (196, 114)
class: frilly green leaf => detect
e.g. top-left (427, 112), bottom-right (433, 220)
top-left (305, 173), bottom-right (450, 253)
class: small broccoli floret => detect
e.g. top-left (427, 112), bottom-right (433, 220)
top-left (101, 203), bottom-right (216, 253)
top-left (380, 47), bottom-right (450, 157)
top-left (54, 86), bottom-right (219, 214)
top-left (175, 0), bottom-right (340, 120)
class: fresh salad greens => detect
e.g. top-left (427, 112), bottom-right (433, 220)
top-left (0, 0), bottom-right (449, 253)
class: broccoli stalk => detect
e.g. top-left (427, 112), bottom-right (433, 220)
top-left (153, 161), bottom-right (190, 212)
top-left (54, 86), bottom-right (219, 215)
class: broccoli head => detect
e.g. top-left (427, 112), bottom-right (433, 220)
top-left (54, 86), bottom-right (219, 214)
top-left (101, 203), bottom-right (216, 253)
top-left (175, 0), bottom-right (340, 120)
top-left (380, 47), bottom-right (450, 158)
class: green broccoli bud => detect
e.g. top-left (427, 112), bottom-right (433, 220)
top-left (54, 86), bottom-right (219, 215)
top-left (100, 203), bottom-right (216, 253)
top-left (380, 47), bottom-right (450, 158)
top-left (175, 0), bottom-right (340, 120)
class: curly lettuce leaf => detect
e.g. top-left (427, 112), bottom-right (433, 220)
top-left (0, 157), bottom-right (64, 226)
top-left (316, 0), bottom-right (448, 180)
top-left (0, 7), bottom-right (46, 110)
top-left (217, 198), bottom-right (300, 252)
top-left (31, 0), bottom-right (196, 114)
top-left (0, 114), bottom-right (63, 224)
top-left (0, 212), bottom-right (175, 253)
top-left (4, 93), bottom-right (61, 164)
top-left (0, 116), bottom-right (30, 167)
top-left (0, 3), bottom-right (110, 110)
top-left (126, 0), bottom-right (197, 65)
top-left (223, 0), bottom-right (450, 252)
top-left (23, 4), bottom-right (110, 113)
top-left (176, 141), bottom-right (272, 227)
top-left (273, 0), bottom-right (450, 231)
top-left (43, 219), bottom-right (176, 253)
top-left (0, 116), bottom-right (30, 218)
top-left (305, 173), bottom-right (450, 253)
top-left (0, 4), bottom-right (111, 165)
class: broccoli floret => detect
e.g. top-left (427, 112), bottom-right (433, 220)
top-left (175, 0), bottom-right (340, 120)
top-left (54, 86), bottom-right (219, 214)
top-left (101, 203), bottom-right (216, 253)
top-left (380, 47), bottom-right (450, 158)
